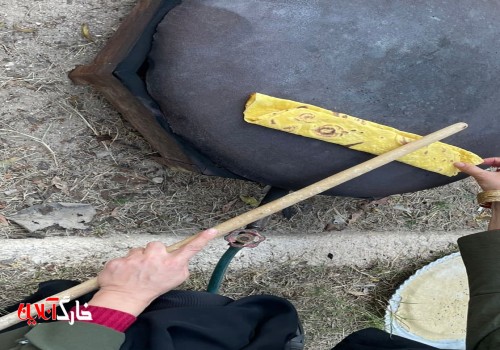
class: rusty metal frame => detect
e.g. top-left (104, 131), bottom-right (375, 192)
top-left (69, 0), bottom-right (198, 172)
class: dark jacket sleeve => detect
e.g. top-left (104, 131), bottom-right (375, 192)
top-left (458, 229), bottom-right (500, 350)
top-left (0, 322), bottom-right (124, 350)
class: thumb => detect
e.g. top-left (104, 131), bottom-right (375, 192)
top-left (454, 162), bottom-right (487, 178)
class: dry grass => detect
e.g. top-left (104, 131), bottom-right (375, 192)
top-left (277, 176), bottom-right (485, 234)
top-left (0, 259), bottom-right (102, 314)
top-left (0, 141), bottom-right (487, 238)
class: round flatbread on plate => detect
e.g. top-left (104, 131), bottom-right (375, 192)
top-left (385, 252), bottom-right (468, 349)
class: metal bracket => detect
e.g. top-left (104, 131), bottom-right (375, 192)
top-left (224, 229), bottom-right (266, 248)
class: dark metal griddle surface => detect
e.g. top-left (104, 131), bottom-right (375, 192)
top-left (146, 0), bottom-right (500, 197)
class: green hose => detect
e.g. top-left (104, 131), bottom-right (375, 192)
top-left (207, 246), bottom-right (242, 294)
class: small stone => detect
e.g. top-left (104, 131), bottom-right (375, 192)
top-left (152, 177), bottom-right (164, 184)
top-left (37, 161), bottom-right (50, 170)
top-left (4, 189), bottom-right (17, 195)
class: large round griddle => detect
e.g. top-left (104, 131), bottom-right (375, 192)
top-left (146, 0), bottom-right (500, 197)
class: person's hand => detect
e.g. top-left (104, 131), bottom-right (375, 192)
top-left (454, 158), bottom-right (500, 191)
top-left (455, 158), bottom-right (500, 231)
top-left (88, 229), bottom-right (218, 316)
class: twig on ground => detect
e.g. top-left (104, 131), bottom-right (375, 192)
top-left (58, 102), bottom-right (98, 135)
top-left (351, 266), bottom-right (378, 280)
top-left (58, 102), bottom-right (118, 164)
top-left (0, 128), bottom-right (58, 167)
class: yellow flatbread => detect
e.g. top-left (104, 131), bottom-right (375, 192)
top-left (244, 93), bottom-right (482, 176)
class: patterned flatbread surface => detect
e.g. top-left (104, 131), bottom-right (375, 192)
top-left (244, 93), bottom-right (482, 176)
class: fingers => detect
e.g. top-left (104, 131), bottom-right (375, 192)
top-left (125, 247), bottom-right (144, 257)
top-left (454, 162), bottom-right (489, 178)
top-left (144, 241), bottom-right (168, 256)
top-left (127, 229), bottom-right (218, 260)
top-left (172, 228), bottom-right (218, 261)
top-left (483, 157), bottom-right (500, 168)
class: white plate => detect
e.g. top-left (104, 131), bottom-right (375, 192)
top-left (385, 252), bottom-right (468, 349)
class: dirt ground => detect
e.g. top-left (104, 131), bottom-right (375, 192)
top-left (0, 0), bottom-right (489, 349)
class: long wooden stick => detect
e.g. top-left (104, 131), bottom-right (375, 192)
top-left (0, 122), bottom-right (468, 331)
